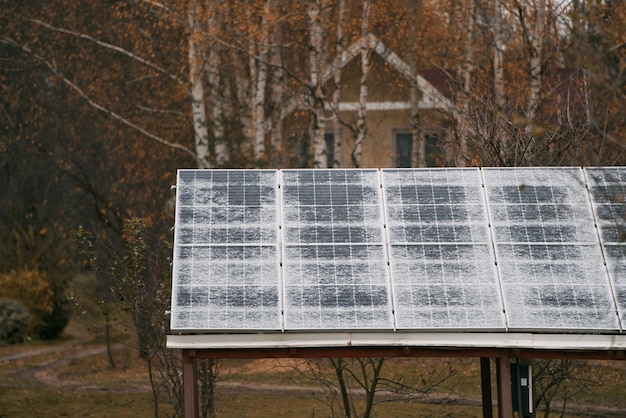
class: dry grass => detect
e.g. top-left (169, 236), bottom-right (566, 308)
top-left (2, 314), bottom-right (626, 417)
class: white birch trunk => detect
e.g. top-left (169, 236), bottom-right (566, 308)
top-left (308, 0), bottom-right (327, 168)
top-left (351, 0), bottom-right (371, 168)
top-left (453, 0), bottom-right (474, 167)
top-left (331, 0), bottom-right (347, 168)
top-left (528, 0), bottom-right (545, 120)
top-left (409, 1), bottom-right (425, 168)
top-left (252, 0), bottom-right (271, 164)
top-left (188, 0), bottom-right (210, 168)
top-left (207, 3), bottom-right (228, 166)
top-left (269, 17), bottom-right (285, 160)
top-left (492, 0), bottom-right (508, 163)
top-left (247, 34), bottom-right (258, 161)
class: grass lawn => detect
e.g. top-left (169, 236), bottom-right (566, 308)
top-left (1, 298), bottom-right (625, 418)
top-left (3, 332), bottom-right (626, 418)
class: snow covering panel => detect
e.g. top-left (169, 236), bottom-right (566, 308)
top-left (382, 169), bottom-right (504, 330)
top-left (281, 169), bottom-right (393, 330)
top-left (483, 167), bottom-right (619, 331)
top-left (170, 170), bottom-right (281, 331)
top-left (585, 167), bottom-right (626, 327)
top-left (170, 167), bottom-right (624, 335)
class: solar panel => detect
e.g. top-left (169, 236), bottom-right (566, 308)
top-left (170, 167), bottom-right (626, 335)
top-left (585, 167), bottom-right (626, 327)
top-left (281, 169), bottom-right (393, 329)
top-left (170, 170), bottom-right (281, 331)
top-left (382, 169), bottom-right (504, 329)
top-left (483, 167), bottom-right (619, 330)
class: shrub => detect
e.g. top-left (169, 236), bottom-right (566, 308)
top-left (0, 268), bottom-right (69, 339)
top-left (39, 296), bottom-right (71, 340)
top-left (0, 298), bottom-right (31, 345)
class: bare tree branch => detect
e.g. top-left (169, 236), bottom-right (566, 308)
top-left (1, 36), bottom-right (199, 164)
top-left (28, 18), bottom-right (186, 87)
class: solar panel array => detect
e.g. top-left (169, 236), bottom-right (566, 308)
top-left (170, 168), bottom-right (625, 334)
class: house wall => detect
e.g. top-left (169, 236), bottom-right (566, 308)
top-left (280, 48), bottom-right (451, 168)
top-left (338, 109), bottom-right (448, 168)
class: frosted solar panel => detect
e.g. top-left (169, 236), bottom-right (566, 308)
top-left (585, 167), bottom-right (626, 327)
top-left (281, 169), bottom-right (393, 329)
top-left (382, 169), bottom-right (504, 329)
top-left (483, 168), bottom-right (619, 330)
top-left (170, 167), bottom-right (626, 336)
top-left (170, 170), bottom-right (281, 330)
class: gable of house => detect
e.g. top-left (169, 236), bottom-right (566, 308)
top-left (282, 34), bottom-right (451, 169)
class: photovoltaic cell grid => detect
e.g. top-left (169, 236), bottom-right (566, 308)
top-left (169, 167), bottom-right (625, 334)
top-left (171, 170), bottom-right (281, 330)
top-left (585, 167), bottom-right (626, 325)
top-left (281, 169), bottom-right (393, 329)
top-left (482, 168), bottom-right (618, 330)
top-left (382, 169), bottom-right (504, 330)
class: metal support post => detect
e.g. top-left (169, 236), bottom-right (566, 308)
top-left (183, 349), bottom-right (199, 418)
top-left (496, 352), bottom-right (513, 418)
top-left (480, 357), bottom-right (493, 418)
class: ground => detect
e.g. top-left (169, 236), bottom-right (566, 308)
top-left (1, 319), bottom-right (625, 417)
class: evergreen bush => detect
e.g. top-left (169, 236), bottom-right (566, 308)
top-left (0, 298), bottom-right (31, 345)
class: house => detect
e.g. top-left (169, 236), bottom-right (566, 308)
top-left (283, 34), bottom-right (453, 169)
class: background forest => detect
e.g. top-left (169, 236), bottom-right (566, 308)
top-left (0, 0), bottom-right (625, 417)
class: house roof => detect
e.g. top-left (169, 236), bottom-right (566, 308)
top-left (333, 33), bottom-right (453, 109)
top-left (276, 34), bottom-right (453, 126)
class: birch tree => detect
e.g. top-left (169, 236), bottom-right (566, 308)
top-left (351, 0), bottom-right (372, 168)
top-left (330, 0), bottom-right (348, 167)
top-left (206, 1), bottom-right (230, 166)
top-left (188, 0), bottom-right (211, 168)
top-left (268, 8), bottom-right (286, 161)
top-left (451, 0), bottom-right (475, 167)
top-left (308, 0), bottom-right (329, 168)
top-left (407, 0), bottom-right (426, 168)
top-left (252, 0), bottom-right (272, 164)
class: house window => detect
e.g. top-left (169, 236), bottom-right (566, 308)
top-left (425, 133), bottom-right (443, 167)
top-left (395, 132), bottom-right (444, 167)
top-left (288, 132), bottom-right (335, 168)
top-left (395, 132), bottom-right (412, 168)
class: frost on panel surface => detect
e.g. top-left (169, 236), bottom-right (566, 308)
top-left (382, 169), bottom-right (504, 330)
top-left (585, 167), bottom-right (626, 325)
top-left (281, 169), bottom-right (393, 330)
top-left (170, 170), bottom-right (281, 331)
top-left (483, 168), bottom-right (618, 331)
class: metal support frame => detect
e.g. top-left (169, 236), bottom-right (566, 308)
top-left (178, 346), bottom-right (624, 418)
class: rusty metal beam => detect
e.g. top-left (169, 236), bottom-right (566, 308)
top-left (184, 346), bottom-right (626, 361)
top-left (182, 349), bottom-right (199, 418)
